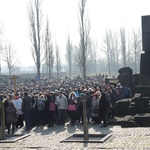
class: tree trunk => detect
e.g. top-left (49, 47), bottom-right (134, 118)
top-left (83, 64), bottom-right (86, 79)
top-left (37, 63), bottom-right (40, 80)
top-left (108, 57), bottom-right (111, 77)
top-left (48, 65), bottom-right (51, 79)
top-left (81, 94), bottom-right (89, 140)
top-left (69, 65), bottom-right (71, 79)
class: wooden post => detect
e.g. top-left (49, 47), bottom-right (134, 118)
top-left (10, 75), bottom-right (19, 94)
top-left (80, 93), bottom-right (89, 141)
top-left (0, 100), bottom-right (6, 140)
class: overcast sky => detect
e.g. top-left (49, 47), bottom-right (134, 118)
top-left (0, 0), bottom-right (150, 67)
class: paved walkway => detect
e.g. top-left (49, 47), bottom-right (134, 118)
top-left (1, 123), bottom-right (150, 150)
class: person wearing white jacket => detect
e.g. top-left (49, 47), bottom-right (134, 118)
top-left (12, 93), bottom-right (24, 128)
top-left (56, 91), bottom-right (68, 125)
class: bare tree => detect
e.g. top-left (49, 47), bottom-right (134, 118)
top-left (131, 29), bottom-right (142, 73)
top-left (77, 0), bottom-right (91, 79)
top-left (103, 30), bottom-right (112, 76)
top-left (73, 46), bottom-right (81, 74)
top-left (114, 33), bottom-right (120, 66)
top-left (120, 27), bottom-right (127, 67)
top-left (0, 25), bottom-right (4, 74)
top-left (44, 18), bottom-right (54, 79)
top-left (55, 44), bottom-right (61, 79)
top-left (86, 39), bottom-right (97, 75)
top-left (66, 34), bottom-right (73, 78)
top-left (28, 0), bottom-right (43, 80)
top-left (126, 33), bottom-right (133, 67)
top-left (2, 42), bottom-right (19, 75)
top-left (111, 32), bottom-right (121, 72)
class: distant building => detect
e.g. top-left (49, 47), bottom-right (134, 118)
top-left (19, 72), bottom-right (67, 80)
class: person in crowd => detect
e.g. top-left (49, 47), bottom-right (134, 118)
top-left (6, 101), bottom-right (18, 134)
top-left (74, 88), bottom-right (79, 97)
top-left (106, 88), bottom-right (115, 119)
top-left (86, 88), bottom-right (94, 122)
top-left (52, 91), bottom-right (59, 123)
top-left (12, 93), bottom-right (24, 128)
top-left (31, 93), bottom-right (38, 127)
top-left (22, 92), bottom-right (32, 131)
top-left (76, 88), bottom-right (87, 124)
top-left (114, 83), bottom-right (124, 101)
top-left (55, 91), bottom-right (68, 125)
top-left (45, 94), bottom-right (56, 127)
top-left (99, 92), bottom-right (110, 127)
top-left (122, 84), bottom-right (132, 98)
top-left (91, 91), bottom-right (101, 124)
top-left (68, 91), bottom-right (78, 126)
top-left (36, 95), bottom-right (45, 126)
top-left (2, 94), bottom-right (9, 127)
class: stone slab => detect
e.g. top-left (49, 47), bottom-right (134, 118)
top-left (0, 134), bottom-right (30, 143)
top-left (60, 133), bottom-right (112, 143)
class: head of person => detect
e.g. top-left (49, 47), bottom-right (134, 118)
top-left (83, 88), bottom-right (87, 93)
top-left (117, 83), bottom-right (122, 88)
top-left (14, 93), bottom-right (19, 98)
top-left (69, 92), bottom-right (76, 99)
top-left (9, 101), bottom-right (14, 107)
top-left (58, 91), bottom-right (63, 97)
top-left (93, 91), bottom-right (101, 97)
top-left (24, 92), bottom-right (28, 97)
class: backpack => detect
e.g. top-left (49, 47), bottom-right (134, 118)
top-left (49, 101), bottom-right (56, 111)
top-left (37, 100), bottom-right (45, 110)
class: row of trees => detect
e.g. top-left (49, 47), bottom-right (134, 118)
top-left (0, 0), bottom-right (142, 79)
top-left (28, 0), bottom-right (91, 80)
top-left (65, 27), bottom-right (142, 78)
top-left (102, 28), bottom-right (142, 76)
top-left (66, 0), bottom-right (142, 79)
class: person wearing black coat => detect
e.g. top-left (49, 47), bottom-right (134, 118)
top-left (45, 94), bottom-right (56, 127)
top-left (99, 92), bottom-right (110, 127)
top-left (22, 92), bottom-right (32, 131)
top-left (6, 102), bottom-right (18, 134)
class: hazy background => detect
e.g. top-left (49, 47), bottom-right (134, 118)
top-left (0, 0), bottom-right (150, 75)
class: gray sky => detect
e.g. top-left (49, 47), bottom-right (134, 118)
top-left (0, 0), bottom-right (150, 67)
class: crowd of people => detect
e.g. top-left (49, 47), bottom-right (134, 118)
top-left (0, 75), bottom-right (132, 135)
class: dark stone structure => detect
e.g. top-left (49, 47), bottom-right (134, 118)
top-left (139, 15), bottom-right (150, 85)
top-left (118, 67), bottom-right (133, 88)
top-left (141, 15), bottom-right (150, 52)
top-left (110, 16), bottom-right (150, 127)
